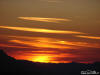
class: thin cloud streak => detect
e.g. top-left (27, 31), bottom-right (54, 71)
top-left (76, 35), bottom-right (100, 40)
top-left (0, 44), bottom-right (30, 49)
top-left (41, 0), bottom-right (62, 3)
top-left (0, 26), bottom-right (85, 34)
top-left (58, 41), bottom-right (100, 48)
top-left (18, 17), bottom-right (71, 23)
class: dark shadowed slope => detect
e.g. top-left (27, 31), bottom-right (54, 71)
top-left (0, 49), bottom-right (16, 72)
top-left (0, 49), bottom-right (100, 75)
top-left (0, 50), bottom-right (15, 62)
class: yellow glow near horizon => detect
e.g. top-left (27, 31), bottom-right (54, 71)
top-left (14, 53), bottom-right (73, 63)
top-left (32, 56), bottom-right (51, 63)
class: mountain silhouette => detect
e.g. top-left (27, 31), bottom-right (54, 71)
top-left (0, 50), bottom-right (15, 62)
top-left (0, 49), bottom-right (100, 75)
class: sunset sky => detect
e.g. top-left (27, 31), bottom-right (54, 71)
top-left (0, 0), bottom-right (100, 63)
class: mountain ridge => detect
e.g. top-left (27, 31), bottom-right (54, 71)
top-left (0, 49), bottom-right (99, 74)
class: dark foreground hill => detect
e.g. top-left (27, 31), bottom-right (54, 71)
top-left (0, 49), bottom-right (100, 75)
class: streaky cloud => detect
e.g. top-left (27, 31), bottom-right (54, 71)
top-left (0, 26), bottom-right (85, 34)
top-left (76, 35), bottom-right (100, 40)
top-left (58, 41), bottom-right (100, 48)
top-left (18, 17), bottom-right (71, 23)
top-left (0, 44), bottom-right (30, 49)
top-left (41, 0), bottom-right (62, 3)
top-left (9, 40), bottom-right (72, 49)
top-left (9, 36), bottom-right (100, 48)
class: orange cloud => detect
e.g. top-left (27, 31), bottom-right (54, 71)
top-left (14, 50), bottom-right (74, 63)
top-left (10, 40), bottom-right (72, 49)
top-left (58, 41), bottom-right (100, 48)
top-left (0, 44), bottom-right (30, 49)
top-left (17, 53), bottom-right (72, 63)
top-left (0, 26), bottom-right (85, 34)
top-left (3, 35), bottom-right (100, 63)
top-left (9, 36), bottom-right (100, 48)
top-left (31, 53), bottom-right (73, 63)
top-left (31, 51), bottom-right (57, 54)
top-left (76, 35), bottom-right (100, 40)
top-left (18, 17), bottom-right (71, 23)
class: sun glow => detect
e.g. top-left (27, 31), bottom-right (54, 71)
top-left (32, 55), bottom-right (51, 63)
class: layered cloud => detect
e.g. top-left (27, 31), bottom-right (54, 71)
top-left (0, 35), bottom-right (100, 63)
top-left (9, 40), bottom-right (74, 49)
top-left (0, 0), bottom-right (100, 63)
top-left (0, 26), bottom-right (84, 34)
top-left (9, 36), bottom-right (100, 49)
top-left (18, 17), bottom-right (71, 23)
